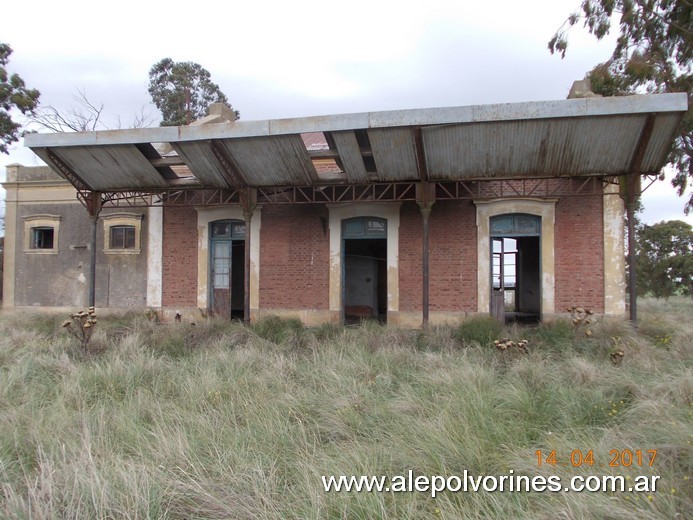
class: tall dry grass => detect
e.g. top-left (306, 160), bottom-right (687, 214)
top-left (0, 300), bottom-right (691, 519)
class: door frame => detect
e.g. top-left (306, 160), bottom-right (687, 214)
top-left (341, 216), bottom-right (388, 323)
top-left (475, 198), bottom-right (556, 320)
top-left (208, 219), bottom-right (245, 317)
top-left (195, 206), bottom-right (262, 316)
top-left (489, 214), bottom-right (541, 321)
top-left (328, 203), bottom-right (401, 324)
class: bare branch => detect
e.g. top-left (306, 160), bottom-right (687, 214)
top-left (28, 87), bottom-right (156, 133)
top-left (132, 105), bottom-right (155, 128)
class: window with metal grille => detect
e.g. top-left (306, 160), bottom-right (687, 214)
top-left (109, 225), bottom-right (136, 249)
top-left (31, 227), bottom-right (54, 249)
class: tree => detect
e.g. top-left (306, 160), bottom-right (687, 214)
top-left (0, 43), bottom-right (40, 154)
top-left (635, 219), bottom-right (693, 298)
top-left (147, 58), bottom-right (238, 126)
top-left (549, 0), bottom-right (693, 211)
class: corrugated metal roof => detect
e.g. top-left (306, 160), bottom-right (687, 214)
top-left (25, 93), bottom-right (688, 192)
top-left (32, 144), bottom-right (169, 190)
top-left (422, 114), bottom-right (650, 179)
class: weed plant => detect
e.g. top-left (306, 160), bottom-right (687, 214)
top-left (0, 301), bottom-right (690, 519)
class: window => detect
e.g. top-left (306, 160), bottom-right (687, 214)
top-left (23, 214), bottom-right (61, 253)
top-left (490, 214), bottom-right (541, 236)
top-left (102, 213), bottom-right (143, 254)
top-left (31, 227), bottom-right (54, 249)
top-left (211, 220), bottom-right (245, 239)
top-left (342, 217), bottom-right (387, 239)
top-left (109, 225), bottom-right (136, 249)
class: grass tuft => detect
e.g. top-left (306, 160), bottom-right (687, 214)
top-left (252, 315), bottom-right (306, 346)
top-left (452, 316), bottom-right (503, 346)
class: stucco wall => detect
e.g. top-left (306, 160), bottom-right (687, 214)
top-left (12, 204), bottom-right (148, 308)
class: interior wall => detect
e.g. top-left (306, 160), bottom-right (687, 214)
top-left (517, 236), bottom-right (540, 314)
top-left (328, 203), bottom-right (401, 320)
top-left (344, 239), bottom-right (386, 318)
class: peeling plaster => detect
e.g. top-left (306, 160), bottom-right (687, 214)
top-left (328, 203), bottom-right (401, 318)
top-left (195, 206), bottom-right (261, 312)
top-left (603, 183), bottom-right (626, 316)
top-left (475, 198), bottom-right (557, 319)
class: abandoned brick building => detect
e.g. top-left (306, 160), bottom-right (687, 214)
top-left (2, 89), bottom-right (687, 325)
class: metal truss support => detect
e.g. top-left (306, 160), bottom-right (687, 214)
top-left (91, 176), bottom-right (613, 209)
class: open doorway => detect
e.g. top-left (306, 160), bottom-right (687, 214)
top-left (209, 220), bottom-right (245, 320)
top-left (342, 217), bottom-right (387, 324)
top-left (490, 214), bottom-right (541, 323)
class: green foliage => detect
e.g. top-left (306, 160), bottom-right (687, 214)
top-left (147, 58), bottom-right (238, 126)
top-left (453, 316), bottom-right (503, 346)
top-left (529, 319), bottom-right (576, 349)
top-left (636, 219), bottom-right (693, 297)
top-left (0, 43), bottom-right (40, 154)
top-left (549, 0), bottom-right (693, 211)
top-left (251, 314), bottom-right (305, 345)
top-left (312, 321), bottom-right (342, 342)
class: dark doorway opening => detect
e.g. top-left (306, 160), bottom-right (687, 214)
top-left (490, 215), bottom-right (541, 324)
top-left (210, 220), bottom-right (246, 320)
top-left (342, 217), bottom-right (387, 324)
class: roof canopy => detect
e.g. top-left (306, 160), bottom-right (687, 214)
top-left (25, 93), bottom-right (688, 194)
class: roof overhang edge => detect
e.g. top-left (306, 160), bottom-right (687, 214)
top-left (24, 92), bottom-right (688, 149)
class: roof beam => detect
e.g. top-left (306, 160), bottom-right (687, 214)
top-left (628, 113), bottom-right (657, 176)
top-left (43, 148), bottom-right (92, 192)
top-left (327, 131), bottom-right (370, 183)
top-left (308, 148), bottom-right (373, 159)
top-left (209, 139), bottom-right (248, 188)
top-left (413, 127), bottom-right (429, 182)
top-left (135, 143), bottom-right (178, 180)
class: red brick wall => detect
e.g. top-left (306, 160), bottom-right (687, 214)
top-left (399, 201), bottom-right (477, 312)
top-left (554, 194), bottom-right (605, 313)
top-left (158, 189), bottom-right (606, 316)
top-left (259, 205), bottom-right (329, 309)
top-left (162, 206), bottom-right (198, 307)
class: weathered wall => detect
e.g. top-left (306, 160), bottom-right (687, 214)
top-left (14, 203), bottom-right (90, 307)
top-left (162, 206), bottom-right (198, 307)
top-left (554, 193), bottom-right (605, 313)
top-left (399, 201), bottom-right (477, 313)
top-left (5, 162), bottom-right (616, 321)
top-left (259, 204), bottom-right (330, 310)
top-left (12, 204), bottom-right (148, 308)
top-left (96, 208), bottom-right (149, 308)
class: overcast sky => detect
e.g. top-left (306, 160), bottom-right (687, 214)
top-left (2, 0), bottom-right (691, 224)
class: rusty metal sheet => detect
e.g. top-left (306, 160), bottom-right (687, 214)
top-left (327, 131), bottom-right (369, 183)
top-left (24, 93), bottom-right (687, 149)
top-left (368, 127), bottom-right (419, 181)
top-left (171, 141), bottom-right (232, 187)
top-left (641, 112), bottom-right (683, 173)
top-left (41, 145), bottom-right (168, 190)
top-left (422, 115), bottom-right (649, 180)
top-left (218, 134), bottom-right (317, 186)
top-left (23, 93), bottom-right (687, 193)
